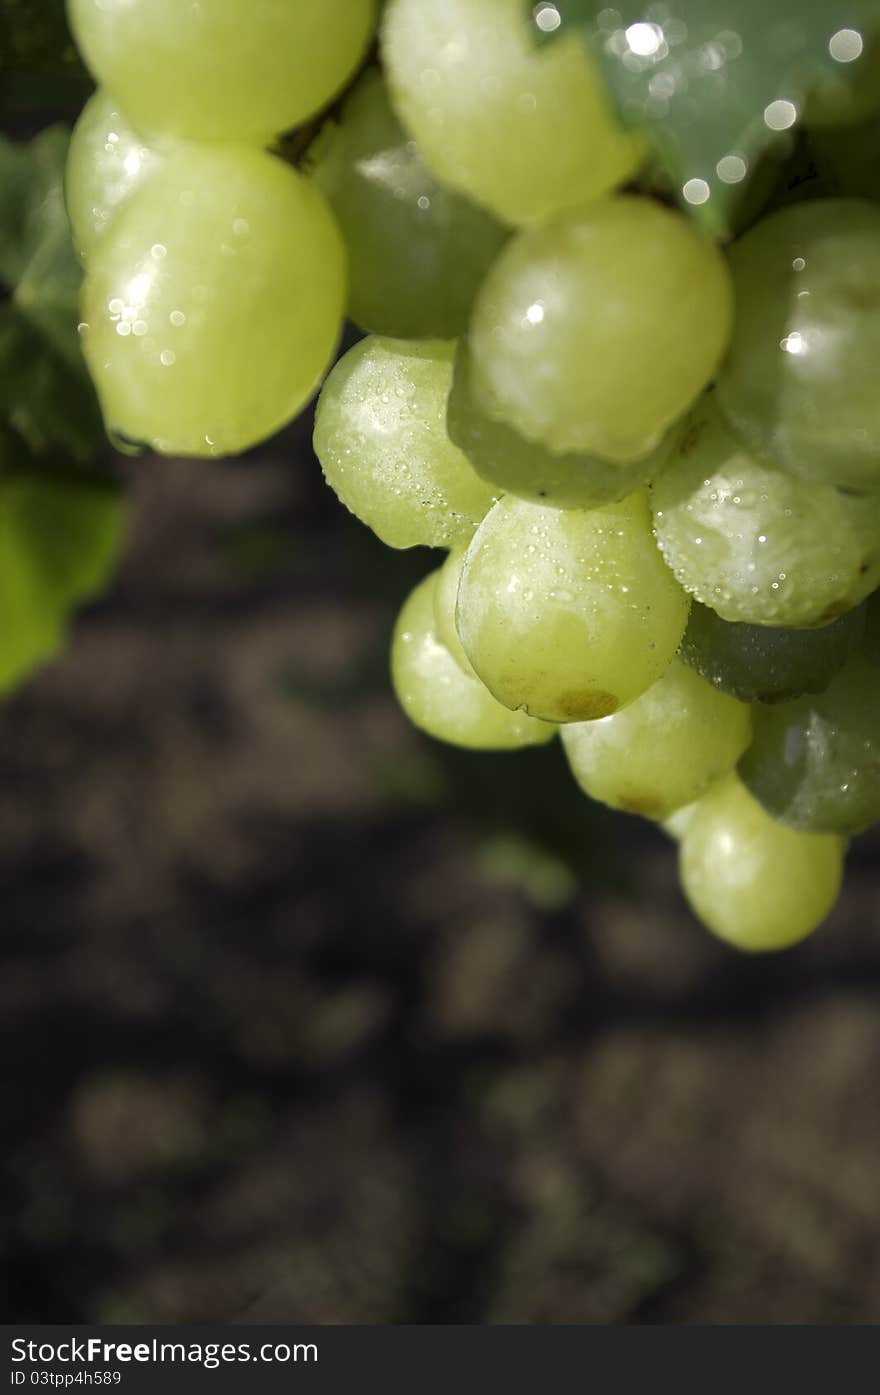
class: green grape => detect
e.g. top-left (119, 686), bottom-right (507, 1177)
top-left (738, 655), bottom-right (880, 835)
top-left (391, 571), bottom-right (556, 751)
top-left (681, 600), bottom-right (866, 704)
top-left (308, 68), bottom-right (508, 340)
top-left (67, 0), bottom-right (377, 143)
top-left (446, 341), bottom-right (672, 510)
top-left (680, 774), bottom-right (844, 952)
top-left (433, 547), bottom-right (475, 677)
top-left (661, 802), bottom-right (699, 843)
top-left (313, 336), bottom-right (496, 550)
top-left (456, 491), bottom-right (690, 724)
top-left (468, 196), bottom-right (733, 462)
top-left (65, 88), bottom-right (168, 262)
top-left (651, 398), bottom-right (880, 628)
top-left (715, 199), bottom-right (880, 491)
top-left (381, 0), bottom-right (641, 227)
top-left (561, 658), bottom-right (752, 821)
top-left (80, 146), bottom-right (346, 458)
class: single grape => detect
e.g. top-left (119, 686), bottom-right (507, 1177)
top-left (313, 337), bottom-right (497, 550)
top-left (738, 655), bottom-right (880, 835)
top-left (715, 199), bottom-right (880, 490)
top-left (468, 196), bottom-right (733, 462)
top-left (65, 88), bottom-right (167, 262)
top-left (446, 340), bottom-right (672, 510)
top-left (391, 571), bottom-right (556, 751)
top-left (382, 0), bottom-right (641, 226)
top-left (680, 600), bottom-right (866, 704)
top-left (561, 658), bottom-right (752, 821)
top-left (80, 146), bottom-right (346, 458)
top-left (433, 547), bottom-right (475, 677)
top-left (456, 491), bottom-right (690, 724)
top-left (67, 0), bottom-right (377, 143)
top-left (680, 774), bottom-right (844, 952)
top-left (651, 398), bottom-right (880, 627)
top-left (308, 68), bottom-right (508, 340)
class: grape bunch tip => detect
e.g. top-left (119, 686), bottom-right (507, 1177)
top-left (63, 0), bottom-right (880, 954)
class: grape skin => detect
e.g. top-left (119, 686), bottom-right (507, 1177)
top-left (738, 655), bottom-right (880, 836)
top-left (433, 548), bottom-right (476, 678)
top-left (65, 88), bottom-right (168, 263)
top-left (313, 337), bottom-right (497, 550)
top-left (680, 775), bottom-right (844, 952)
top-left (716, 199), bottom-right (880, 491)
top-left (651, 398), bottom-right (880, 628)
top-left (561, 658), bottom-right (752, 822)
top-left (80, 146), bottom-right (346, 459)
top-left (468, 197), bottom-right (733, 462)
top-left (308, 69), bottom-right (508, 340)
top-left (446, 340), bottom-right (672, 510)
top-left (382, 0), bottom-right (641, 226)
top-left (68, 0), bottom-right (378, 143)
top-left (391, 571), bottom-right (557, 751)
top-left (680, 601), bottom-right (866, 705)
top-left (456, 492), bottom-right (690, 724)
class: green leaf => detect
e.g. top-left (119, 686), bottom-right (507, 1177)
top-left (0, 125), bottom-right (105, 459)
top-left (532, 0), bottom-right (878, 236)
top-left (0, 429), bottom-right (125, 694)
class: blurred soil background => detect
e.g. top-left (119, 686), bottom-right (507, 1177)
top-left (2, 411), bottom-right (880, 1326)
top-left (2, 0), bottom-right (880, 1327)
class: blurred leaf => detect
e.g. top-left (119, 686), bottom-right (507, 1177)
top-left (476, 833), bottom-right (579, 910)
top-left (0, 125), bottom-right (104, 459)
top-left (0, 429), bottom-right (125, 694)
top-left (533, 0), bottom-right (876, 236)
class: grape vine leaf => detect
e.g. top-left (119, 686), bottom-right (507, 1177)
top-left (530, 0), bottom-right (877, 236)
top-left (0, 427), bottom-right (126, 695)
top-left (0, 123), bottom-right (104, 458)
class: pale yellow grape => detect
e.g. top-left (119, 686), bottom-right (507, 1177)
top-left (468, 197), bottom-right (733, 461)
top-left (652, 398), bottom-right (880, 628)
top-left (382, 0), bottom-right (641, 226)
top-left (391, 571), bottom-right (556, 751)
top-left (313, 337), bottom-right (496, 550)
top-left (680, 775), bottom-right (844, 952)
top-left (68, 0), bottom-right (378, 143)
top-left (80, 147), bottom-right (345, 458)
top-left (433, 548), bottom-right (475, 677)
top-left (66, 88), bottom-right (167, 262)
top-left (456, 492), bottom-right (690, 724)
top-left (561, 659), bottom-right (752, 821)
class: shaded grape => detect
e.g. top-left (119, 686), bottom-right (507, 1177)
top-left (308, 68), bottom-right (508, 340)
top-left (738, 655), bottom-right (880, 835)
top-left (313, 337), bottom-right (497, 550)
top-left (680, 775), bottom-right (844, 952)
top-left (391, 571), bottom-right (556, 750)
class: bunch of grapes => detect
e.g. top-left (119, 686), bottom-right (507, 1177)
top-left (65, 0), bottom-right (880, 953)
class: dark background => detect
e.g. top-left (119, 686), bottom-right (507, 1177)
top-left (2, 0), bottom-right (880, 1328)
